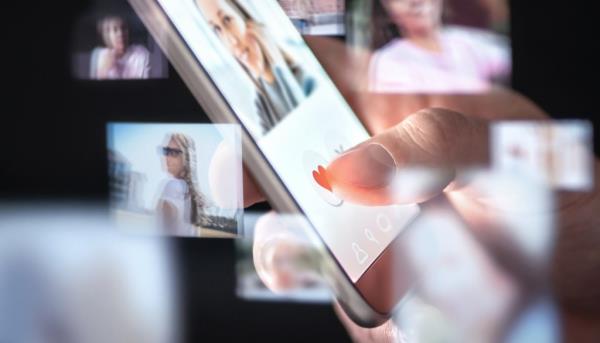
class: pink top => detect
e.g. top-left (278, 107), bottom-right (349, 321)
top-left (90, 44), bottom-right (151, 80)
top-left (368, 26), bottom-right (511, 93)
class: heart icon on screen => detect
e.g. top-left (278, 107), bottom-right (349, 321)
top-left (303, 152), bottom-right (344, 207)
top-left (312, 165), bottom-right (332, 192)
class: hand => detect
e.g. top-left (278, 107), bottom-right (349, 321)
top-left (235, 37), bottom-right (600, 340)
top-left (96, 48), bottom-right (118, 79)
top-left (242, 37), bottom-right (549, 207)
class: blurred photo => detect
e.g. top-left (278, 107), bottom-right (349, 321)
top-left (350, 0), bottom-right (511, 93)
top-left (108, 123), bottom-right (243, 238)
top-left (236, 212), bottom-right (331, 303)
top-left (492, 121), bottom-right (593, 191)
top-left (277, 0), bottom-right (345, 35)
top-left (91, 15), bottom-right (150, 79)
top-left (193, 0), bottom-right (316, 135)
top-left (71, 9), bottom-right (168, 80)
top-left (0, 207), bottom-right (180, 343)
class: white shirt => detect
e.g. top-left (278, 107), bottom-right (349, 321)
top-left (369, 26), bottom-right (511, 93)
top-left (90, 44), bottom-right (151, 80)
top-left (157, 177), bottom-right (195, 236)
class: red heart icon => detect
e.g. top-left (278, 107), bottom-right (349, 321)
top-left (312, 165), bottom-right (332, 192)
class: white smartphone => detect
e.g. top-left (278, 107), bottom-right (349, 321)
top-left (128, 0), bottom-right (420, 326)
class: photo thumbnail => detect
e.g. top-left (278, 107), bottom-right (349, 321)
top-left (168, 0), bottom-right (319, 138)
top-left (108, 123), bottom-right (243, 238)
top-left (71, 6), bottom-right (168, 80)
top-left (347, 0), bottom-right (512, 93)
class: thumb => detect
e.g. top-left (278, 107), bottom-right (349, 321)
top-left (326, 109), bottom-right (489, 205)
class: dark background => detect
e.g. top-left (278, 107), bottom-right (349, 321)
top-left (3, 0), bottom-right (598, 341)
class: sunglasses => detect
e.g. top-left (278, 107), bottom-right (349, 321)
top-left (160, 146), bottom-right (183, 157)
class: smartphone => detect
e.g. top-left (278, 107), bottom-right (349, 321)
top-left (128, 0), bottom-right (420, 326)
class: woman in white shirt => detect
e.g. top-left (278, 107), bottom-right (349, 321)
top-left (90, 15), bottom-right (151, 80)
top-left (157, 133), bottom-right (206, 236)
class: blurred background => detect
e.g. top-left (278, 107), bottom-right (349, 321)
top-left (2, 0), bottom-right (599, 341)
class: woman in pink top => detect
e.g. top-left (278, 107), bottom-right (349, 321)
top-left (90, 15), bottom-right (151, 80)
top-left (369, 0), bottom-right (511, 93)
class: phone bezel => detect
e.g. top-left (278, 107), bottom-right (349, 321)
top-left (127, 0), bottom-right (412, 327)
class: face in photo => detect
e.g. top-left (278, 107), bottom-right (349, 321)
top-left (235, 212), bottom-right (332, 303)
top-left (155, 0), bottom-right (421, 283)
top-left (191, 0), bottom-right (317, 137)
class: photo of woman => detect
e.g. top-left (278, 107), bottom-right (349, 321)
top-left (108, 123), bottom-right (243, 238)
top-left (194, 0), bottom-right (315, 134)
top-left (90, 15), bottom-right (151, 79)
top-left (367, 0), bottom-right (511, 93)
top-left (70, 4), bottom-right (169, 80)
top-left (157, 133), bottom-right (207, 236)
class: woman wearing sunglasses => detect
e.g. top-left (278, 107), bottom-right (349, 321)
top-left (157, 133), bottom-right (207, 236)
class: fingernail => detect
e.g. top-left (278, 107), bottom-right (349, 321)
top-left (328, 143), bottom-right (397, 189)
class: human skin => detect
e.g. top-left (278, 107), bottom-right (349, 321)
top-left (236, 36), bottom-right (600, 341)
top-left (195, 0), bottom-right (274, 83)
top-left (381, 0), bottom-right (444, 52)
top-left (96, 17), bottom-right (129, 79)
top-left (165, 138), bottom-right (185, 178)
top-left (101, 17), bottom-right (128, 55)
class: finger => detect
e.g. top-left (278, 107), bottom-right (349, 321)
top-left (252, 212), bottom-right (320, 293)
top-left (242, 165), bottom-right (264, 207)
top-left (326, 108), bottom-right (490, 205)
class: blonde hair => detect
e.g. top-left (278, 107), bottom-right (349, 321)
top-left (169, 133), bottom-right (206, 225)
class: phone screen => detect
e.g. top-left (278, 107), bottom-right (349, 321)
top-left (158, 0), bottom-right (419, 283)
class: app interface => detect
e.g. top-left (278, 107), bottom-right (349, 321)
top-left (159, 0), bottom-right (419, 282)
